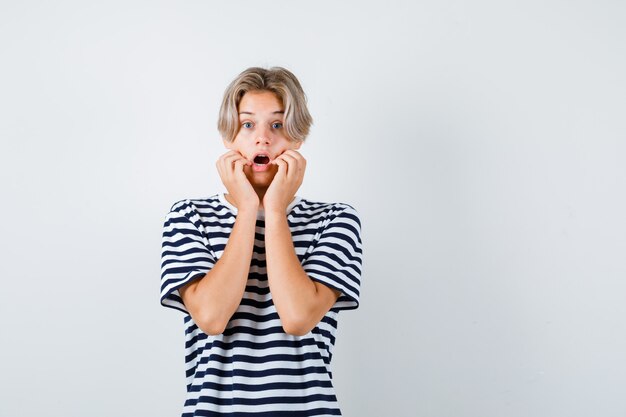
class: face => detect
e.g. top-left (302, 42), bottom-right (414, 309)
top-left (224, 90), bottom-right (302, 190)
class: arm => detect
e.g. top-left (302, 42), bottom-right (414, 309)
top-left (264, 209), bottom-right (341, 336)
top-left (179, 150), bottom-right (260, 335)
top-left (263, 150), bottom-right (340, 336)
top-left (179, 207), bottom-right (257, 335)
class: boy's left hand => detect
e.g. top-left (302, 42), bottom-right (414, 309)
top-left (263, 150), bottom-right (306, 213)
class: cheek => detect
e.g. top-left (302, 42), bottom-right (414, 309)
top-left (231, 131), bottom-right (250, 146)
top-left (276, 145), bottom-right (297, 156)
top-left (284, 140), bottom-right (303, 152)
top-left (227, 140), bottom-right (248, 155)
top-left (236, 129), bottom-right (250, 139)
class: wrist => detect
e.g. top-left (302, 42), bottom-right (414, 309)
top-left (237, 203), bottom-right (259, 216)
top-left (263, 207), bottom-right (288, 219)
top-left (263, 196), bottom-right (293, 215)
top-left (225, 193), bottom-right (259, 212)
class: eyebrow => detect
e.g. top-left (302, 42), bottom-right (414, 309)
top-left (239, 111), bottom-right (284, 116)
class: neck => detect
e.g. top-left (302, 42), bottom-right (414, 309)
top-left (253, 186), bottom-right (267, 209)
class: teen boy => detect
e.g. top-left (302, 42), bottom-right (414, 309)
top-left (160, 66), bottom-right (363, 416)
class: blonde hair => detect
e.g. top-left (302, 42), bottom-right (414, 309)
top-left (217, 66), bottom-right (313, 143)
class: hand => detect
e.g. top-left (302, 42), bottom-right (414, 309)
top-left (216, 150), bottom-right (259, 211)
top-left (263, 150), bottom-right (306, 213)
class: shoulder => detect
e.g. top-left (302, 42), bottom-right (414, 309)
top-left (164, 194), bottom-right (236, 231)
top-left (295, 198), bottom-right (363, 255)
top-left (294, 197), bottom-right (361, 227)
top-left (167, 194), bottom-right (226, 218)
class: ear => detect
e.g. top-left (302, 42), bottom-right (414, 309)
top-left (223, 138), bottom-right (233, 149)
top-left (292, 140), bottom-right (303, 150)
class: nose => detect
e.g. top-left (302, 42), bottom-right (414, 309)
top-left (255, 126), bottom-right (272, 145)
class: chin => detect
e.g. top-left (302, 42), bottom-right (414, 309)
top-left (245, 170), bottom-right (276, 188)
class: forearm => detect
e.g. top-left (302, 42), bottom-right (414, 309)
top-left (180, 207), bottom-right (257, 335)
top-left (264, 210), bottom-right (333, 335)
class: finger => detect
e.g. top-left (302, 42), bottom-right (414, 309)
top-left (282, 149), bottom-right (304, 161)
top-left (277, 154), bottom-right (295, 178)
top-left (284, 150), bottom-right (306, 169)
top-left (216, 151), bottom-right (233, 173)
top-left (281, 149), bottom-right (306, 164)
top-left (219, 154), bottom-right (249, 183)
top-left (218, 155), bottom-right (236, 181)
top-left (273, 154), bottom-right (291, 169)
top-left (273, 157), bottom-right (288, 179)
top-left (224, 153), bottom-right (251, 172)
top-left (277, 153), bottom-right (302, 180)
top-left (218, 152), bottom-right (238, 172)
top-left (233, 158), bottom-right (249, 175)
top-left (232, 154), bottom-right (252, 167)
top-left (282, 149), bottom-right (304, 160)
top-left (220, 150), bottom-right (249, 162)
top-left (221, 150), bottom-right (245, 163)
top-left (217, 151), bottom-right (238, 175)
top-left (218, 150), bottom-right (240, 163)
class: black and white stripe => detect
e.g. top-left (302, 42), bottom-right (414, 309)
top-left (160, 193), bottom-right (363, 416)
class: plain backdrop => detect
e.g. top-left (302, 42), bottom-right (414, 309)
top-left (1, 1), bottom-right (625, 416)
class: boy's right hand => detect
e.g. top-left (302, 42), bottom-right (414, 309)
top-left (216, 150), bottom-right (259, 211)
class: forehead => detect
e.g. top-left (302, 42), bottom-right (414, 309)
top-left (238, 90), bottom-right (284, 117)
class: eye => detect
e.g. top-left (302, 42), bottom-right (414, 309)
top-left (242, 122), bottom-right (253, 129)
top-left (272, 122), bottom-right (283, 129)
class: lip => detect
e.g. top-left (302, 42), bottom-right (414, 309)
top-left (250, 151), bottom-right (273, 173)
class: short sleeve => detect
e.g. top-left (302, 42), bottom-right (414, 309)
top-left (160, 204), bottom-right (216, 314)
top-left (302, 204), bottom-right (363, 311)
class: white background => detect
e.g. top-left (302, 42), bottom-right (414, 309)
top-left (1, 1), bottom-right (625, 416)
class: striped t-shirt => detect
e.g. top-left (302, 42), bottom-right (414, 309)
top-left (160, 193), bottom-right (363, 416)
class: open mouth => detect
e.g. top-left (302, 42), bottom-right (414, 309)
top-left (253, 154), bottom-right (270, 166)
